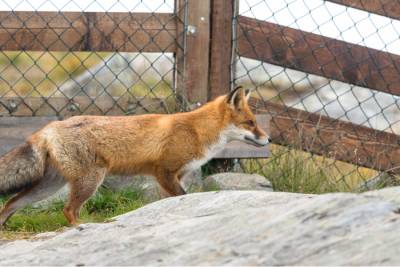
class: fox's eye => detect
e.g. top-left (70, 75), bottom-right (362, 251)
top-left (244, 120), bottom-right (255, 127)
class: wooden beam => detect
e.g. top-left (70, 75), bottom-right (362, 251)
top-left (0, 11), bottom-right (177, 52)
top-left (0, 96), bottom-right (178, 117)
top-left (213, 140), bottom-right (270, 159)
top-left (249, 98), bottom-right (400, 174)
top-left (326, 0), bottom-right (400, 21)
top-left (174, 0), bottom-right (186, 106)
top-left (208, 0), bottom-right (235, 100)
top-left (237, 16), bottom-right (400, 96)
top-left (0, 114), bottom-right (270, 159)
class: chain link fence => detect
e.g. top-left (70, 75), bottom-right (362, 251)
top-left (0, 0), bottom-right (188, 117)
top-left (233, 0), bottom-right (400, 193)
top-left (0, 0), bottom-right (399, 194)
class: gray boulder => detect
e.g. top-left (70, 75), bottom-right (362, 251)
top-left (103, 171), bottom-right (203, 200)
top-left (180, 169), bottom-right (203, 192)
top-left (103, 175), bottom-right (161, 202)
top-left (203, 172), bottom-right (273, 191)
top-left (356, 172), bottom-right (398, 192)
top-left (2, 187), bottom-right (400, 265)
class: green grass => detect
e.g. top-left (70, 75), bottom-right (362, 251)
top-left (200, 144), bottom-right (394, 195)
top-left (0, 187), bottom-right (146, 236)
top-left (201, 181), bottom-right (220, 192)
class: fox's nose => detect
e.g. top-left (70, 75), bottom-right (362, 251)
top-left (268, 137), bottom-right (272, 143)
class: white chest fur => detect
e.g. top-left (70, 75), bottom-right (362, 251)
top-left (183, 134), bottom-right (228, 173)
top-left (183, 124), bottom-right (252, 172)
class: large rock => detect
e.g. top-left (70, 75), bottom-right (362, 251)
top-left (356, 172), bottom-right (399, 192)
top-left (2, 188), bottom-right (400, 265)
top-left (203, 172), bottom-right (273, 191)
top-left (180, 169), bottom-right (203, 192)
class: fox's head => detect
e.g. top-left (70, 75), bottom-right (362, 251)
top-left (223, 86), bottom-right (270, 146)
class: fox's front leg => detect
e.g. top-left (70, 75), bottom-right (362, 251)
top-left (155, 170), bottom-right (186, 198)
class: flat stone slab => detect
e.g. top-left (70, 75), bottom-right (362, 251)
top-left (203, 172), bottom-right (273, 191)
top-left (1, 188), bottom-right (400, 265)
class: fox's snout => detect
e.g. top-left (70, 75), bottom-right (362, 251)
top-left (244, 135), bottom-right (269, 146)
top-left (244, 134), bottom-right (270, 147)
top-left (244, 126), bottom-right (271, 147)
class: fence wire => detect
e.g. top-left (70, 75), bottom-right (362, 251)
top-left (233, 0), bottom-right (400, 193)
top-left (0, 0), bottom-right (187, 117)
top-left (0, 0), bottom-right (399, 194)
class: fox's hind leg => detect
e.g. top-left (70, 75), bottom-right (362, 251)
top-left (63, 168), bottom-right (106, 225)
top-left (0, 165), bottom-right (66, 226)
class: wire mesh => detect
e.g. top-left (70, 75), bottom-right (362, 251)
top-left (0, 0), bottom-right (399, 194)
top-left (233, 0), bottom-right (400, 193)
top-left (0, 0), bottom-right (187, 117)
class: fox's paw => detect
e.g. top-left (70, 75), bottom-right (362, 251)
top-left (75, 225), bottom-right (85, 231)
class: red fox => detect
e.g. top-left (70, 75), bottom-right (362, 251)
top-left (0, 86), bottom-right (269, 226)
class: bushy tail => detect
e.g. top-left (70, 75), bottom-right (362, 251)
top-left (0, 143), bottom-right (46, 195)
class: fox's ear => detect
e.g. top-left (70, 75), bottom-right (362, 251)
top-left (244, 88), bottom-right (252, 101)
top-left (227, 86), bottom-right (245, 108)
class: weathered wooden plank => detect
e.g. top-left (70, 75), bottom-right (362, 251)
top-left (249, 98), bottom-right (400, 174)
top-left (0, 96), bottom-right (177, 117)
top-left (0, 116), bottom-right (58, 156)
top-left (174, 0), bottom-right (210, 104)
top-left (214, 141), bottom-right (270, 158)
top-left (176, 0), bottom-right (210, 104)
top-left (208, 0), bottom-right (236, 100)
top-left (214, 114), bottom-right (270, 158)
top-left (0, 114), bottom-right (270, 159)
top-left (326, 0), bottom-right (400, 21)
top-left (237, 16), bottom-right (400, 96)
top-left (0, 11), bottom-right (177, 52)
top-left (174, 0), bottom-right (186, 106)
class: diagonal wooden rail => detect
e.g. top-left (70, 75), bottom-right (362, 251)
top-left (237, 15), bottom-right (400, 96)
top-left (325, 0), bottom-right (400, 21)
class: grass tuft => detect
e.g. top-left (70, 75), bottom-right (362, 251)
top-left (240, 145), bottom-right (379, 194)
top-left (0, 187), bottom-right (146, 236)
